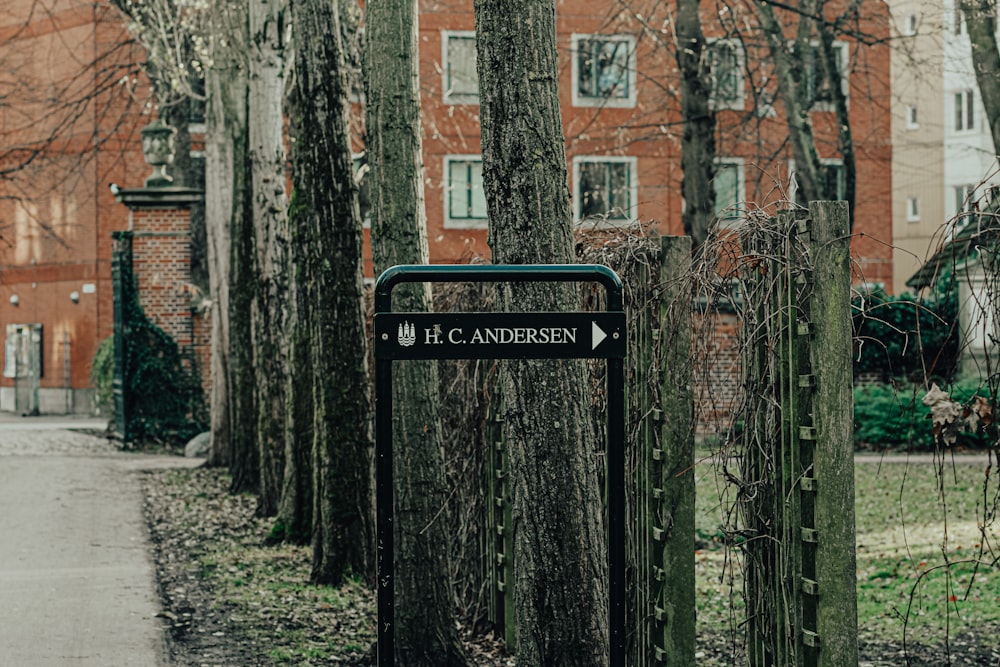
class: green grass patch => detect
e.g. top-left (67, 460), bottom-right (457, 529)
top-left (695, 456), bottom-right (1000, 648)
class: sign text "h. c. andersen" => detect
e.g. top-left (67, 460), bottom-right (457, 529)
top-left (374, 311), bottom-right (626, 360)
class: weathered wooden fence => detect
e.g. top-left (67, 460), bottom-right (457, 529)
top-left (628, 235), bottom-right (695, 665)
top-left (736, 202), bottom-right (857, 666)
top-left (475, 202), bottom-right (856, 665)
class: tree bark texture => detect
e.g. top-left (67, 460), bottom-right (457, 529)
top-left (474, 1), bottom-right (610, 664)
top-left (289, 0), bottom-right (374, 582)
top-left (366, 0), bottom-right (469, 662)
top-left (229, 135), bottom-right (258, 493)
top-left (216, 37), bottom-right (259, 495)
top-left (275, 198), bottom-right (314, 544)
top-left (756, 0), bottom-right (824, 204)
top-left (819, 1), bottom-right (858, 230)
top-left (248, 0), bottom-right (291, 517)
top-left (962, 0), bottom-right (1000, 156)
top-left (676, 0), bottom-right (716, 247)
top-left (203, 57), bottom-right (242, 469)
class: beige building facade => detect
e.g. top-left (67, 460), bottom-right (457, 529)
top-left (891, 0), bottom-right (1000, 294)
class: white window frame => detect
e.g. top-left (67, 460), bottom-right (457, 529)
top-left (442, 31), bottom-right (479, 105)
top-left (955, 89), bottom-right (975, 132)
top-left (713, 158), bottom-right (745, 226)
top-left (955, 183), bottom-right (976, 216)
top-left (905, 104), bottom-right (919, 129)
top-left (954, 7), bottom-right (966, 35)
top-left (904, 13), bottom-right (918, 36)
top-left (789, 158), bottom-right (846, 205)
top-left (570, 34), bottom-right (637, 109)
top-left (444, 154), bottom-right (489, 229)
top-left (805, 40), bottom-right (849, 112)
top-left (906, 196), bottom-right (920, 222)
top-left (707, 38), bottom-right (745, 111)
top-left (572, 155), bottom-right (638, 224)
top-left (820, 158), bottom-right (846, 201)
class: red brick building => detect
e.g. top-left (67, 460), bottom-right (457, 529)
top-left (1, 0), bottom-right (892, 414)
top-left (0, 0), bottom-right (149, 413)
top-left (409, 0), bottom-right (892, 290)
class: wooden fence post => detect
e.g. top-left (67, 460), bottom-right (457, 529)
top-left (739, 206), bottom-right (855, 667)
top-left (485, 382), bottom-right (515, 648)
top-left (808, 201), bottom-right (858, 666)
top-left (629, 243), bottom-right (656, 666)
top-left (656, 235), bottom-right (695, 664)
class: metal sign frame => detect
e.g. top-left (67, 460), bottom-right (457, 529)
top-left (374, 263), bottom-right (626, 666)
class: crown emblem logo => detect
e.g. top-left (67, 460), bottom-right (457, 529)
top-left (398, 322), bottom-right (416, 347)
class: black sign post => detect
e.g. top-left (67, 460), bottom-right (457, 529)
top-left (374, 263), bottom-right (627, 666)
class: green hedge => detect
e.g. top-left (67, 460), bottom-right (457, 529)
top-left (852, 283), bottom-right (959, 382)
top-left (90, 335), bottom-right (115, 415)
top-left (853, 380), bottom-right (994, 450)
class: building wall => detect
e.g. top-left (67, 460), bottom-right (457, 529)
top-left (942, 0), bottom-right (1000, 235)
top-left (890, 0), bottom-right (945, 294)
top-left (404, 0), bottom-right (893, 288)
top-left (1, 0), bottom-right (894, 412)
top-left (0, 0), bottom-right (149, 412)
top-left (891, 0), bottom-right (1000, 294)
top-left (127, 201), bottom-right (212, 396)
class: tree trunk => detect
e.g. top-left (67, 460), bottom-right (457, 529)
top-left (287, 0), bottom-right (374, 581)
top-left (366, 0), bottom-right (469, 662)
top-left (820, 0), bottom-right (858, 230)
top-left (248, 0), bottom-right (290, 517)
top-left (757, 0), bottom-right (824, 204)
top-left (474, 0), bottom-right (610, 664)
top-left (203, 58), bottom-right (241, 468)
top-left (962, 0), bottom-right (1000, 156)
top-left (274, 212), bottom-right (313, 544)
top-left (228, 75), bottom-right (258, 495)
top-left (676, 0), bottom-right (716, 247)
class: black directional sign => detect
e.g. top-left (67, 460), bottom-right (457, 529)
top-left (374, 264), bottom-right (627, 667)
top-left (374, 311), bottom-right (626, 360)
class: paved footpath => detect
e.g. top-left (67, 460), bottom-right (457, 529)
top-left (0, 415), bottom-right (200, 666)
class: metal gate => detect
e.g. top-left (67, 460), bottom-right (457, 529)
top-left (111, 231), bottom-right (133, 444)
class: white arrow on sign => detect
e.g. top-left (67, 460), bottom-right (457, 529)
top-left (592, 320), bottom-right (608, 350)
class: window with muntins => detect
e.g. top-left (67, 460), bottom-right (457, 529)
top-left (575, 158), bottom-right (635, 221)
top-left (443, 32), bottom-right (479, 104)
top-left (955, 184), bottom-right (975, 216)
top-left (955, 90), bottom-right (974, 131)
top-left (821, 161), bottom-right (846, 200)
top-left (445, 157), bottom-right (488, 227)
top-left (793, 160), bottom-right (845, 206)
top-left (951, 184), bottom-right (976, 237)
top-left (709, 40), bottom-right (744, 110)
top-left (572, 35), bottom-right (635, 107)
top-left (805, 41), bottom-right (848, 110)
top-left (713, 160), bottom-right (744, 223)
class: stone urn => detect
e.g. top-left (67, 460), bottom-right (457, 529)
top-left (140, 119), bottom-right (176, 187)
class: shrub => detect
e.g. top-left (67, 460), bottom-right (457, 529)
top-left (853, 281), bottom-right (959, 383)
top-left (853, 379), bottom-right (994, 450)
top-left (90, 335), bottom-right (115, 416)
top-left (105, 232), bottom-right (208, 446)
top-left (853, 384), bottom-right (932, 450)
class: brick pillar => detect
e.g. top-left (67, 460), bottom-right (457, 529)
top-left (115, 187), bottom-right (210, 393)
